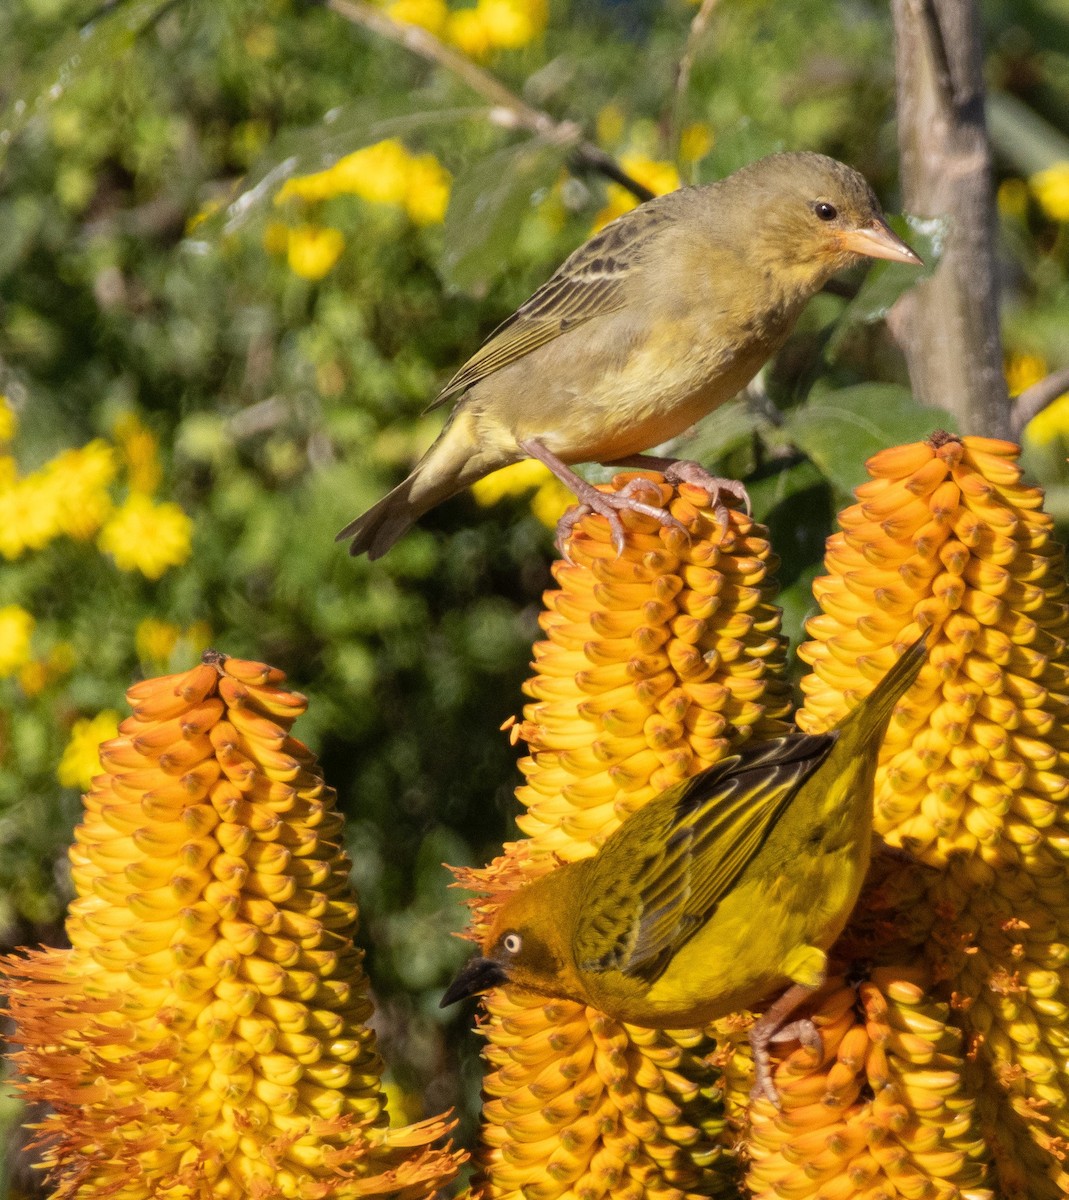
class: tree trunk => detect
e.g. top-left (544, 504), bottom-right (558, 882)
top-left (891, 0), bottom-right (1010, 438)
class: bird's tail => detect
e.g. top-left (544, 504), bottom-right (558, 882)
top-left (836, 630), bottom-right (929, 753)
top-left (335, 475), bottom-right (427, 560)
top-left (336, 411), bottom-right (485, 560)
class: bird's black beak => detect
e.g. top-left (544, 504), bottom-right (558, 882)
top-left (836, 217), bottom-right (922, 265)
top-left (440, 956), bottom-right (508, 1008)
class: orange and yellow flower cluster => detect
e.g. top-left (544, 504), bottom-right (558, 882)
top-left (3, 654), bottom-right (463, 1199)
top-left (454, 474), bottom-right (791, 1198)
top-left (11, 430), bottom-right (1069, 1199)
top-left (746, 434), bottom-right (1069, 1198)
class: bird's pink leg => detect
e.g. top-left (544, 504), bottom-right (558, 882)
top-left (748, 983), bottom-right (821, 1107)
top-left (609, 454), bottom-right (751, 525)
top-left (518, 438), bottom-right (688, 557)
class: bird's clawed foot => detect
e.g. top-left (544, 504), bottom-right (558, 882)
top-left (748, 983), bottom-right (821, 1108)
top-left (661, 460), bottom-right (752, 524)
top-left (555, 476), bottom-right (689, 558)
top-left (608, 454), bottom-right (751, 528)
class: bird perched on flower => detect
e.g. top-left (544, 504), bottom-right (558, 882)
top-left (339, 151), bottom-right (920, 559)
top-left (441, 634), bottom-right (928, 1105)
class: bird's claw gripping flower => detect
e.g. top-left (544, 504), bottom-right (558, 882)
top-left (745, 969), bottom-right (990, 1199)
top-left (338, 151), bottom-right (920, 560)
top-left (552, 463), bottom-right (752, 560)
top-left (444, 634), bottom-right (928, 1109)
top-left (553, 471), bottom-right (691, 559)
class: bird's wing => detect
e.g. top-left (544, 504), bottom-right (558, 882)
top-left (573, 731), bottom-right (838, 984)
top-left (425, 199), bottom-right (678, 410)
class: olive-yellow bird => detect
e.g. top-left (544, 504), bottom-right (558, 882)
top-left (339, 151), bottom-right (919, 559)
top-left (441, 634), bottom-right (927, 1104)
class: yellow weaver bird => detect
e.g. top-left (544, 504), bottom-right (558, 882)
top-left (442, 634), bottom-right (928, 1104)
top-left (339, 151), bottom-right (920, 559)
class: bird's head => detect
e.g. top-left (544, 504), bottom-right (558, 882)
top-left (725, 151), bottom-right (921, 288)
top-left (440, 864), bottom-right (583, 1009)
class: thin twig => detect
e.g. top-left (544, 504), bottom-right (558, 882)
top-left (1011, 368), bottom-right (1069, 439)
top-left (672, 0), bottom-right (719, 165)
top-left (326, 0), bottom-right (655, 202)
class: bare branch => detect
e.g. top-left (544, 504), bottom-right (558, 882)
top-left (326, 0), bottom-right (654, 202)
top-left (672, 0), bottom-right (719, 162)
top-left (1011, 368), bottom-right (1069, 440)
top-left (891, 0), bottom-right (1010, 437)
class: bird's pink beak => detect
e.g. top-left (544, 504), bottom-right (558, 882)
top-left (836, 218), bottom-right (922, 265)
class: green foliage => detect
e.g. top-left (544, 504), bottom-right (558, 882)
top-left (1, 0), bottom-right (1068, 1172)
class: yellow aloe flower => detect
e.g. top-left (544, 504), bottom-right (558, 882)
top-left (747, 969), bottom-right (989, 1199)
top-left (1031, 162), bottom-right (1069, 222)
top-left (386, 0), bottom-right (449, 35)
top-left (286, 224), bottom-right (346, 280)
top-left (98, 494), bottom-right (193, 579)
top-left (0, 604), bottom-right (35, 678)
top-left (57, 710), bottom-right (121, 790)
top-left (593, 154), bottom-right (682, 231)
top-left (470, 460), bottom-right (572, 528)
top-left (0, 467), bottom-right (65, 557)
top-left (452, 472), bottom-right (792, 1198)
top-left (2, 653), bottom-right (463, 1199)
top-left (1004, 350), bottom-right (1047, 398)
top-left (46, 438), bottom-right (118, 538)
top-left (0, 395), bottom-right (16, 441)
top-left (789, 432), bottom-right (1069, 1197)
top-left (114, 411), bottom-right (164, 496)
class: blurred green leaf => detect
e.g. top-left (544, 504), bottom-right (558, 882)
top-left (0, 0), bottom-right (168, 168)
top-left (440, 138), bottom-right (573, 294)
top-left (987, 91), bottom-right (1069, 177)
top-left (750, 457), bottom-right (831, 578)
top-left (784, 384), bottom-right (957, 496)
top-left (824, 214), bottom-right (946, 361)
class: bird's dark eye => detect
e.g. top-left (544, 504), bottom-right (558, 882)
top-left (502, 932), bottom-right (522, 955)
top-left (814, 202), bottom-right (838, 222)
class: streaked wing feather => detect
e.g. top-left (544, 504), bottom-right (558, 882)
top-left (574, 731), bottom-right (837, 984)
top-left (425, 199), bottom-right (677, 410)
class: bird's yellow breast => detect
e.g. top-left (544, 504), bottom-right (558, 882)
top-left (579, 834), bottom-right (868, 1029)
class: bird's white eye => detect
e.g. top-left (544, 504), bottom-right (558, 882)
top-left (502, 932), bottom-right (522, 955)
